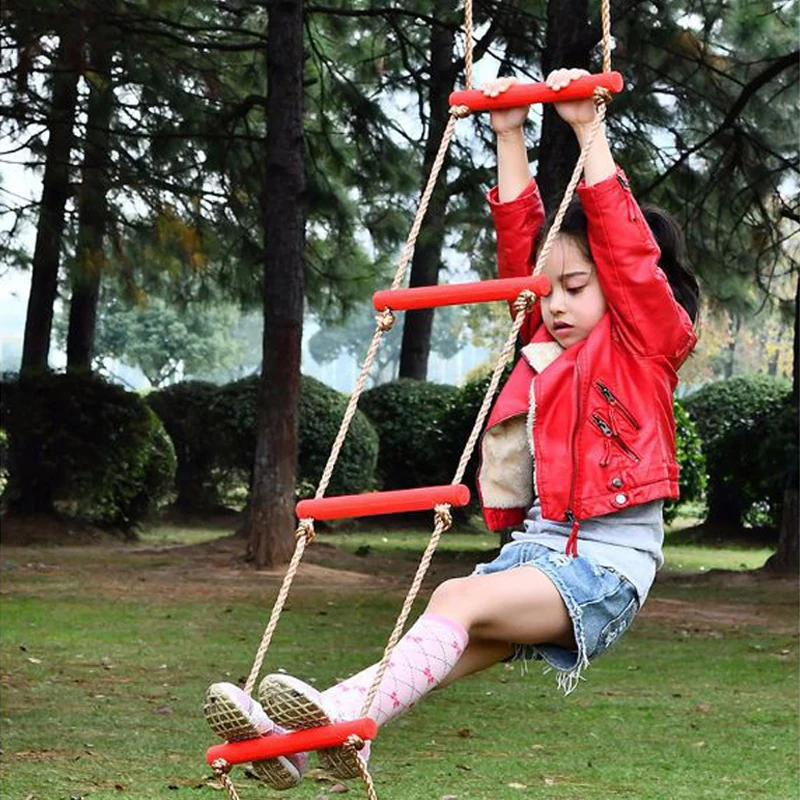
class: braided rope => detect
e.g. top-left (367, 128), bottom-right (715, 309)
top-left (212, 759), bottom-right (241, 800)
top-left (244, 528), bottom-right (312, 695)
top-left (601, 0), bottom-right (612, 73)
top-left (463, 0), bottom-right (474, 90)
top-left (220, 2), bottom-right (615, 798)
top-left (241, 14), bottom-right (469, 702)
top-left (359, 503), bottom-right (455, 718)
top-left (345, 736), bottom-right (379, 800)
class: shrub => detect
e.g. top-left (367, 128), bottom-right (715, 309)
top-left (147, 381), bottom-right (229, 511)
top-left (665, 400), bottom-right (706, 524)
top-left (360, 379), bottom-right (460, 490)
top-left (215, 374), bottom-right (378, 498)
top-left (3, 373), bottom-right (176, 528)
top-left (683, 375), bottom-right (794, 528)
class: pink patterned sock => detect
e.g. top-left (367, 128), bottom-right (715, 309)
top-left (322, 613), bottom-right (468, 727)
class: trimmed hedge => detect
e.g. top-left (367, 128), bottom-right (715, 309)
top-left (147, 381), bottom-right (228, 511)
top-left (213, 374), bottom-right (378, 498)
top-left (2, 373), bottom-right (175, 528)
top-left (665, 400), bottom-right (706, 523)
top-left (360, 379), bottom-right (460, 490)
top-left (683, 375), bottom-right (795, 528)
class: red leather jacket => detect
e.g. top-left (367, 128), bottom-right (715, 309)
top-left (477, 168), bottom-right (697, 545)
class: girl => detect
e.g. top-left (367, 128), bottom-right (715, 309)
top-left (204, 67), bottom-right (700, 789)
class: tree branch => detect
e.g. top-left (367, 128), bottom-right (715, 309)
top-left (641, 51), bottom-right (799, 196)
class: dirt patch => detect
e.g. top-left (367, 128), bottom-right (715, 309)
top-left (2, 526), bottom-right (797, 635)
top-left (642, 597), bottom-right (793, 634)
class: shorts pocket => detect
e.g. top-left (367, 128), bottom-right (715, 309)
top-left (594, 595), bottom-right (638, 658)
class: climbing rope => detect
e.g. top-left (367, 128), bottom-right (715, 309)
top-left (215, 0), bottom-right (615, 794)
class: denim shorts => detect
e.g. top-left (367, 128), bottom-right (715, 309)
top-left (472, 541), bottom-right (639, 694)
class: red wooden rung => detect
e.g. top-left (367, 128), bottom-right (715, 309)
top-left (373, 275), bottom-right (550, 312)
top-left (297, 484), bottom-right (470, 521)
top-left (206, 717), bottom-right (378, 766)
top-left (449, 71), bottom-right (624, 112)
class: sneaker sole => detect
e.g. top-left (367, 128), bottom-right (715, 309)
top-left (258, 675), bottom-right (363, 780)
top-left (204, 685), bottom-right (301, 790)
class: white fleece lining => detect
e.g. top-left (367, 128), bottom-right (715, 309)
top-left (521, 341), bottom-right (564, 374)
top-left (527, 376), bottom-right (538, 496)
top-left (481, 341), bottom-right (564, 511)
top-left (480, 414), bottom-right (532, 509)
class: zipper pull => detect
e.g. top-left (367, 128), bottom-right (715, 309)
top-left (565, 514), bottom-right (580, 558)
top-left (592, 413), bottom-right (614, 437)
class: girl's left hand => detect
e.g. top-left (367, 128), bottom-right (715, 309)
top-left (547, 68), bottom-right (597, 128)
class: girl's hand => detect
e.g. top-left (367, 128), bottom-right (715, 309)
top-left (547, 68), bottom-right (597, 128)
top-left (483, 77), bottom-right (529, 135)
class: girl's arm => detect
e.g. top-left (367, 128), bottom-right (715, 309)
top-left (485, 79), bottom-right (546, 340)
top-left (486, 77), bottom-right (533, 202)
top-left (551, 69), bottom-right (697, 365)
top-left (545, 68), bottom-right (615, 186)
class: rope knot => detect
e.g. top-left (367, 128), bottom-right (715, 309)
top-left (296, 518), bottom-right (316, 543)
top-left (376, 308), bottom-right (395, 331)
top-left (211, 758), bottom-right (230, 776)
top-left (434, 503), bottom-right (453, 532)
top-left (449, 104), bottom-right (472, 120)
top-left (593, 86), bottom-right (613, 107)
top-left (513, 289), bottom-right (537, 315)
top-left (344, 733), bottom-right (366, 752)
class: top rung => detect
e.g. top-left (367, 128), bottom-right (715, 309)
top-left (449, 72), bottom-right (623, 112)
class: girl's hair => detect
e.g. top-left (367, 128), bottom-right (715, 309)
top-left (534, 198), bottom-right (700, 325)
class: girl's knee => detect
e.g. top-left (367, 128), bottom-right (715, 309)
top-left (428, 576), bottom-right (472, 612)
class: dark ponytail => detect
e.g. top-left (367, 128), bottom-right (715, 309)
top-left (640, 204), bottom-right (700, 325)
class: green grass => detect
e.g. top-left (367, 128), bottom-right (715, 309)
top-left (1, 526), bottom-right (797, 800)
top-left (139, 519), bottom-right (774, 573)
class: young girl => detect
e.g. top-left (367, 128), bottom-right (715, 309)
top-left (204, 67), bottom-right (700, 790)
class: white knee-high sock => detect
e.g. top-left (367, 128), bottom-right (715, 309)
top-left (322, 613), bottom-right (468, 727)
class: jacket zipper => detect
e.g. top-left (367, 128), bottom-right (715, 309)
top-left (594, 380), bottom-right (640, 430)
top-left (565, 356), bottom-right (582, 526)
top-left (590, 412), bottom-right (640, 463)
top-left (616, 173), bottom-right (638, 221)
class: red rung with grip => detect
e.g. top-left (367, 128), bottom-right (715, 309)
top-left (449, 71), bottom-right (624, 112)
top-left (297, 484), bottom-right (470, 521)
top-left (373, 275), bottom-right (550, 312)
top-left (206, 718), bottom-right (378, 765)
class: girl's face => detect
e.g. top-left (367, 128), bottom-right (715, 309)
top-left (539, 235), bottom-right (607, 348)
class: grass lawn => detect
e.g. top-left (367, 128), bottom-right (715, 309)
top-left (1, 521), bottom-right (797, 799)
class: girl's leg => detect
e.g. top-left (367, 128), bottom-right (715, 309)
top-left (438, 638), bottom-right (513, 687)
top-left (426, 566), bottom-right (575, 649)
top-left (324, 565), bottom-right (573, 722)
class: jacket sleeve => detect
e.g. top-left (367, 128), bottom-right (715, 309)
top-left (577, 168), bottom-right (697, 365)
top-left (487, 179), bottom-right (546, 343)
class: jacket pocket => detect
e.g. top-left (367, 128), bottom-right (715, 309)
top-left (590, 411), bottom-right (641, 464)
top-left (593, 380), bottom-right (640, 430)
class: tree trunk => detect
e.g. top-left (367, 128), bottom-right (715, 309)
top-left (537, 0), bottom-right (591, 210)
top-left (67, 11), bottom-right (114, 372)
top-left (21, 20), bottom-right (82, 374)
top-left (398, 24), bottom-right (457, 381)
top-left (766, 275), bottom-right (800, 572)
top-left (245, 0), bottom-right (305, 568)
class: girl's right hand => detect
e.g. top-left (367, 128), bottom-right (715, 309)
top-left (483, 77), bottom-right (529, 134)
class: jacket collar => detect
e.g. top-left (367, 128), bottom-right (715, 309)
top-left (521, 339), bottom-right (564, 374)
